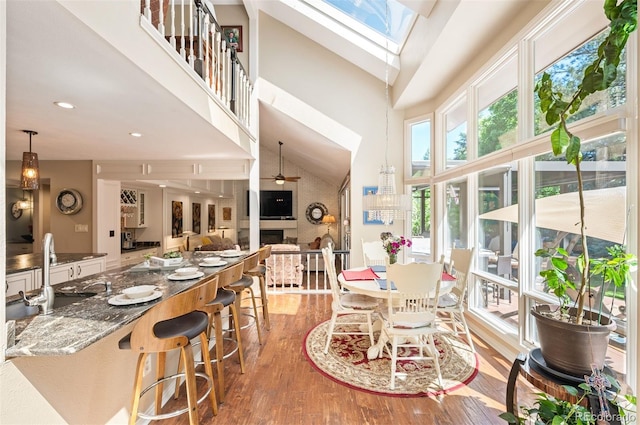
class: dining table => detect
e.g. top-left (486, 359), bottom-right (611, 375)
top-left (338, 265), bottom-right (457, 360)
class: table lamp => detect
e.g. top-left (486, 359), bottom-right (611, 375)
top-left (321, 214), bottom-right (336, 236)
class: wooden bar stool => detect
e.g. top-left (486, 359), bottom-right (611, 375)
top-left (245, 245), bottom-right (272, 330)
top-left (198, 262), bottom-right (246, 403)
top-left (118, 278), bottom-right (218, 425)
top-left (228, 252), bottom-right (263, 344)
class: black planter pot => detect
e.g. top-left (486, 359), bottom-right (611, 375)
top-left (531, 305), bottom-right (616, 377)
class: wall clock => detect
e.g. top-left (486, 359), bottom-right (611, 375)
top-left (56, 188), bottom-right (83, 215)
top-left (10, 202), bottom-right (22, 219)
top-left (305, 202), bottom-right (327, 225)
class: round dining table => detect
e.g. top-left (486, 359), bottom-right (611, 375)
top-left (337, 266), bottom-right (456, 359)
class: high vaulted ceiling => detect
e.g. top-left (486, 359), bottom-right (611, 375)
top-left (5, 0), bottom-right (549, 187)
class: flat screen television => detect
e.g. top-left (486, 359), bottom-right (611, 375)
top-left (247, 190), bottom-right (294, 219)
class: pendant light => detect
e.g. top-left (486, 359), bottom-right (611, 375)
top-left (363, 1), bottom-right (410, 225)
top-left (20, 130), bottom-right (40, 190)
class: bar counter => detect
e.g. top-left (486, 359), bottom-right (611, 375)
top-left (6, 251), bottom-right (245, 358)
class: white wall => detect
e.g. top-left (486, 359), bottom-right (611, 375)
top-left (258, 12), bottom-right (406, 264)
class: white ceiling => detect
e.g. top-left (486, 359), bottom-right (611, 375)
top-left (4, 0), bottom-right (543, 187)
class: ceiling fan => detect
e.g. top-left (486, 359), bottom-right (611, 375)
top-left (262, 141), bottom-right (301, 185)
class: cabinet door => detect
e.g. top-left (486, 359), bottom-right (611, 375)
top-left (49, 264), bottom-right (72, 285)
top-left (76, 258), bottom-right (105, 278)
top-left (6, 271), bottom-right (34, 297)
top-left (138, 191), bottom-right (147, 227)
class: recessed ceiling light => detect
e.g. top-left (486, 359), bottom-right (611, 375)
top-left (129, 132), bottom-right (142, 138)
top-left (218, 195), bottom-right (224, 198)
top-left (54, 101), bottom-right (75, 109)
top-left (195, 191), bottom-right (200, 194)
top-left (159, 184), bottom-right (167, 188)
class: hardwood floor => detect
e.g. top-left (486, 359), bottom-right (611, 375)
top-left (159, 292), bottom-right (535, 425)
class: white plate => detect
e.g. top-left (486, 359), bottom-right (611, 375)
top-left (167, 271), bottom-right (205, 281)
top-left (220, 252), bottom-right (242, 258)
top-left (199, 261), bottom-right (228, 267)
top-left (108, 291), bottom-right (163, 306)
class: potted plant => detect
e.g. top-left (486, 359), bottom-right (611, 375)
top-left (500, 382), bottom-right (636, 424)
top-left (531, 0), bottom-right (637, 376)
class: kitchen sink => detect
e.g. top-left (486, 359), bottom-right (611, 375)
top-left (5, 292), bottom-right (98, 321)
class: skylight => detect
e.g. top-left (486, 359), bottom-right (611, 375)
top-left (310, 0), bottom-right (416, 53)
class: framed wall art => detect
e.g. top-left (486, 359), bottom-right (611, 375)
top-left (362, 186), bottom-right (385, 225)
top-left (222, 207), bottom-right (232, 221)
top-left (172, 201), bottom-right (183, 237)
top-left (221, 26), bottom-right (243, 52)
top-left (208, 204), bottom-right (216, 232)
top-left (192, 202), bottom-right (201, 234)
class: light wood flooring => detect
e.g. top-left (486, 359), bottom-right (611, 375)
top-left (159, 292), bottom-right (536, 425)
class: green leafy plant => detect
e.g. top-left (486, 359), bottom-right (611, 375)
top-left (500, 383), bottom-right (637, 425)
top-left (534, 0), bottom-right (637, 324)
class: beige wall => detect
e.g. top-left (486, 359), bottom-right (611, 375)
top-left (6, 160), bottom-right (93, 253)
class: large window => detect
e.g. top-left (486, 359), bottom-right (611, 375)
top-left (534, 30), bottom-right (627, 136)
top-left (444, 98), bottom-right (468, 169)
top-left (444, 179), bottom-right (468, 250)
top-left (477, 53), bottom-right (518, 157)
top-left (409, 119), bottom-right (431, 178)
top-left (410, 185), bottom-right (431, 257)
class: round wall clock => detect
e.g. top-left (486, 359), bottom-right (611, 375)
top-left (56, 188), bottom-right (83, 215)
top-left (10, 202), bottom-right (22, 219)
top-left (305, 202), bottom-right (328, 225)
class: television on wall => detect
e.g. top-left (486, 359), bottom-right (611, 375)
top-left (247, 190), bottom-right (294, 219)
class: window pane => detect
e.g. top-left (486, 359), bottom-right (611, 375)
top-left (445, 98), bottom-right (467, 168)
top-left (534, 30), bottom-right (627, 136)
top-left (410, 120), bottom-right (430, 177)
top-left (477, 53), bottom-right (518, 157)
top-left (478, 90), bottom-right (518, 157)
top-left (475, 164), bottom-right (519, 327)
top-left (533, 133), bottom-right (627, 375)
top-left (445, 179), bottom-right (468, 250)
top-left (411, 185), bottom-right (431, 257)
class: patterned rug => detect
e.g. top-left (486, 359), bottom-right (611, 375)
top-left (303, 315), bottom-right (478, 397)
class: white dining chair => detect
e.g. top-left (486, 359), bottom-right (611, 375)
top-left (361, 239), bottom-right (387, 267)
top-left (437, 247), bottom-right (475, 352)
top-left (381, 261), bottom-right (445, 390)
top-left (322, 245), bottom-right (378, 354)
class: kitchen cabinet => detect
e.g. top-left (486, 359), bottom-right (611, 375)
top-left (6, 270), bottom-right (35, 297)
top-left (120, 247), bottom-right (158, 267)
top-left (124, 190), bottom-right (147, 228)
top-left (34, 257), bottom-right (107, 286)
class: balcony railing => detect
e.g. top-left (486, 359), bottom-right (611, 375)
top-left (141, 0), bottom-right (252, 127)
top-left (265, 249), bottom-right (350, 293)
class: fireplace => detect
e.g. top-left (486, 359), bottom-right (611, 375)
top-left (260, 230), bottom-right (284, 244)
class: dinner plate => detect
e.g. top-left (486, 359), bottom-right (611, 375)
top-left (199, 261), bottom-right (228, 267)
top-left (108, 291), bottom-right (163, 306)
top-left (167, 271), bottom-right (205, 281)
top-left (220, 252), bottom-right (242, 258)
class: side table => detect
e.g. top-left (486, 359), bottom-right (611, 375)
top-left (506, 351), bottom-right (622, 425)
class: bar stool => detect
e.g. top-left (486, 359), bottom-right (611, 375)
top-left (228, 252), bottom-right (263, 344)
top-left (245, 245), bottom-right (272, 330)
top-left (119, 278), bottom-right (218, 425)
top-left (198, 262), bottom-right (246, 403)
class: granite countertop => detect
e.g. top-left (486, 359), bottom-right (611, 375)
top-left (7, 253), bottom-right (108, 275)
top-left (5, 251), bottom-right (247, 358)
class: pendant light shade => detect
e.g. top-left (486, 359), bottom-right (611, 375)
top-left (20, 130), bottom-right (40, 190)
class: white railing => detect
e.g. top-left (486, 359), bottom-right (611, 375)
top-left (141, 0), bottom-right (252, 127)
top-left (265, 249), bottom-right (350, 293)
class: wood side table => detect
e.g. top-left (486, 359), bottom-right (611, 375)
top-left (506, 351), bottom-right (622, 424)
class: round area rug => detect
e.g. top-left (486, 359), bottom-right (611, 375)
top-left (303, 315), bottom-right (478, 397)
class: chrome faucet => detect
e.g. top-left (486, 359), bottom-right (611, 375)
top-left (21, 233), bottom-right (56, 315)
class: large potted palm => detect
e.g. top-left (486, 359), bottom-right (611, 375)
top-left (532, 0), bottom-right (637, 376)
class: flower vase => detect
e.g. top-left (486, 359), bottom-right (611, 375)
top-left (388, 253), bottom-right (397, 264)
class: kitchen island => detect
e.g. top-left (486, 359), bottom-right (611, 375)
top-left (6, 251), bottom-right (245, 357)
top-left (2, 251), bottom-right (248, 424)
